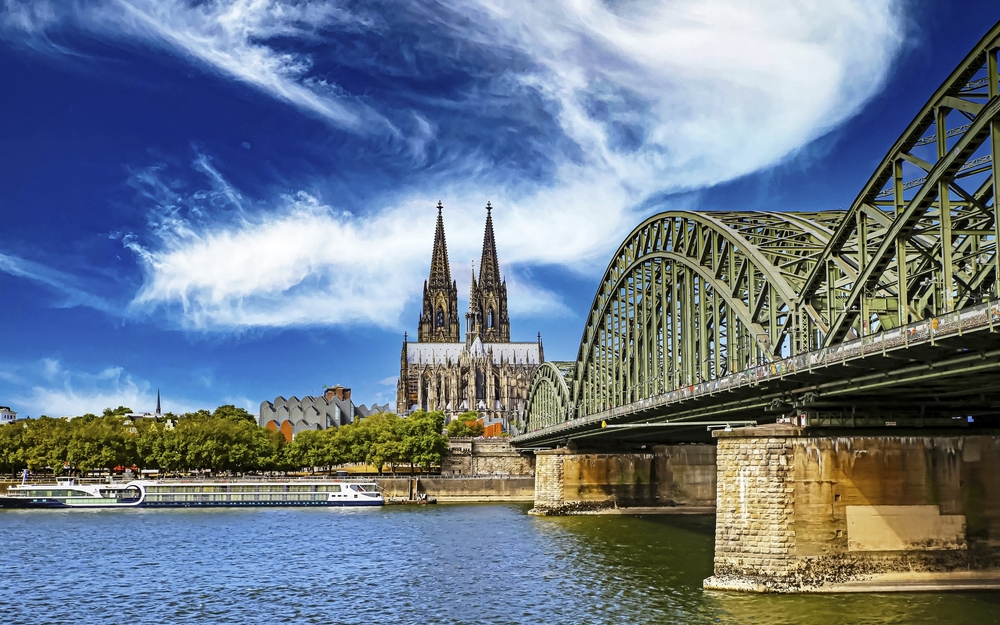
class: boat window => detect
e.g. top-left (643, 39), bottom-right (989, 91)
top-left (25, 489), bottom-right (79, 497)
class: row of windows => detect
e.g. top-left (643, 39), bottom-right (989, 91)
top-left (144, 493), bottom-right (329, 502)
top-left (17, 489), bottom-right (88, 498)
top-left (145, 484), bottom-right (345, 494)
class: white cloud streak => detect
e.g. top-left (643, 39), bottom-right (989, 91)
top-left (1, 0), bottom-right (906, 331)
top-left (125, 161), bottom-right (574, 329)
top-left (0, 252), bottom-right (114, 312)
top-left (7, 358), bottom-right (200, 417)
top-left (1, 0), bottom-right (391, 132)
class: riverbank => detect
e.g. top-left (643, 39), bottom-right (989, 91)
top-left (377, 476), bottom-right (534, 503)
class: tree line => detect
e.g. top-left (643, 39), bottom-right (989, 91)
top-left (0, 405), bottom-right (448, 476)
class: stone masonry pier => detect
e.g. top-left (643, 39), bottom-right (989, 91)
top-left (530, 444), bottom-right (716, 515)
top-left (704, 425), bottom-right (1000, 593)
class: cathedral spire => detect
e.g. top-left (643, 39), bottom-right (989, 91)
top-left (466, 201), bottom-right (510, 342)
top-left (478, 202), bottom-right (501, 290)
top-left (428, 201), bottom-right (452, 289)
top-left (418, 202), bottom-right (461, 342)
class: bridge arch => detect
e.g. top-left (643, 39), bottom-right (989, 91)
top-left (524, 362), bottom-right (574, 431)
top-left (521, 20), bottom-right (1000, 438)
top-left (801, 22), bottom-right (1000, 345)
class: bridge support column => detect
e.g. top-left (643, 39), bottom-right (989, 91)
top-left (529, 445), bottom-right (716, 515)
top-left (704, 424), bottom-right (1000, 592)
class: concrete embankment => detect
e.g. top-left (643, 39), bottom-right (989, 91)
top-left (378, 476), bottom-right (535, 503)
top-left (530, 444), bottom-right (717, 516)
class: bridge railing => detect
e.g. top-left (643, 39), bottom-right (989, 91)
top-left (526, 299), bottom-right (1000, 435)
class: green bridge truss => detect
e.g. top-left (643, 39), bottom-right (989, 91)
top-left (520, 21), bottom-right (1000, 442)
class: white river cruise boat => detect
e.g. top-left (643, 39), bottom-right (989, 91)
top-left (0, 477), bottom-right (384, 509)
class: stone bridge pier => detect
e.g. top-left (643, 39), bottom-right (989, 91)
top-left (704, 424), bottom-right (1000, 592)
top-left (529, 444), bottom-right (716, 515)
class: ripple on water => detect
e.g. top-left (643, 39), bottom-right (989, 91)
top-left (2, 506), bottom-right (1000, 624)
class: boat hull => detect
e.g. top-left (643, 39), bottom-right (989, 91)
top-left (0, 497), bottom-right (383, 509)
top-left (140, 499), bottom-right (383, 508)
top-left (0, 496), bottom-right (65, 509)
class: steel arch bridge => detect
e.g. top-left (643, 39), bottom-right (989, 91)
top-left (517, 20), bottom-right (1000, 448)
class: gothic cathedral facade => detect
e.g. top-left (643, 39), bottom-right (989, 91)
top-left (397, 202), bottom-right (542, 433)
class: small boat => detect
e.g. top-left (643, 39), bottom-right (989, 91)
top-left (0, 477), bottom-right (384, 509)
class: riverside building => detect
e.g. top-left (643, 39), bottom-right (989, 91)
top-left (259, 385), bottom-right (388, 441)
top-left (396, 202), bottom-right (542, 434)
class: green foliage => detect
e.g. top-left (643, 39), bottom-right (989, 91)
top-left (0, 406), bottom-right (288, 475)
top-left (447, 412), bottom-right (485, 438)
top-left (403, 411), bottom-right (448, 471)
top-left (0, 406), bottom-right (450, 476)
top-left (211, 404), bottom-right (256, 424)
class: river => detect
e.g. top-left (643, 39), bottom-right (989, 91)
top-left (3, 505), bottom-right (999, 624)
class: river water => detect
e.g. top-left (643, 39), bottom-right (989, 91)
top-left (3, 504), bottom-right (999, 624)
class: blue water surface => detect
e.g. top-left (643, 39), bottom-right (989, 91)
top-left (3, 505), bottom-right (999, 624)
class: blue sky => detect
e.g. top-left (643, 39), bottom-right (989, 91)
top-left (0, 0), bottom-right (996, 417)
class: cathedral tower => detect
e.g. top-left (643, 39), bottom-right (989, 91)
top-left (466, 202), bottom-right (510, 343)
top-left (418, 202), bottom-right (461, 342)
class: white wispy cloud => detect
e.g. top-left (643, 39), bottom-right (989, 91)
top-left (124, 159), bottom-right (573, 329)
top-left (0, 252), bottom-right (114, 312)
top-left (6, 358), bottom-right (201, 417)
top-left (1, 0), bottom-right (391, 132)
top-left (2, 1), bottom-right (906, 332)
top-left (453, 0), bottom-right (904, 190)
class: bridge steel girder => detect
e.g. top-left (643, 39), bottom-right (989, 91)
top-left (800, 23), bottom-right (1000, 346)
top-left (523, 362), bottom-right (574, 431)
top-left (535, 210), bottom-right (839, 429)
top-left (519, 19), bottom-right (1000, 444)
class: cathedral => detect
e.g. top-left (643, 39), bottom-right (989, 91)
top-left (396, 202), bottom-right (542, 433)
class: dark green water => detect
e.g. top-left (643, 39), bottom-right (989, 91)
top-left (2, 505), bottom-right (998, 624)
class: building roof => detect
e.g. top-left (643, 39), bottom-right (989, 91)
top-left (405, 340), bottom-right (541, 365)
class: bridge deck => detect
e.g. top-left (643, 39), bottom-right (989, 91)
top-left (514, 300), bottom-right (1000, 448)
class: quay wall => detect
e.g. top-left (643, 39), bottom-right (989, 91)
top-left (441, 438), bottom-right (535, 476)
top-left (705, 425), bottom-right (1000, 593)
top-left (378, 476), bottom-right (535, 502)
top-left (531, 444), bottom-right (717, 515)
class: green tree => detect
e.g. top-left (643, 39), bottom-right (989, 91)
top-left (0, 423), bottom-right (26, 474)
top-left (212, 404), bottom-right (256, 424)
top-left (366, 413), bottom-right (403, 474)
top-left (22, 417), bottom-right (71, 473)
top-left (284, 429), bottom-right (332, 472)
top-left (402, 410), bottom-right (448, 472)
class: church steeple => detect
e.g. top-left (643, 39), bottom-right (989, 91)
top-left (478, 202), bottom-right (501, 290)
top-left (428, 201), bottom-right (451, 289)
top-left (467, 202), bottom-right (510, 343)
top-left (418, 202), bottom-right (461, 342)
